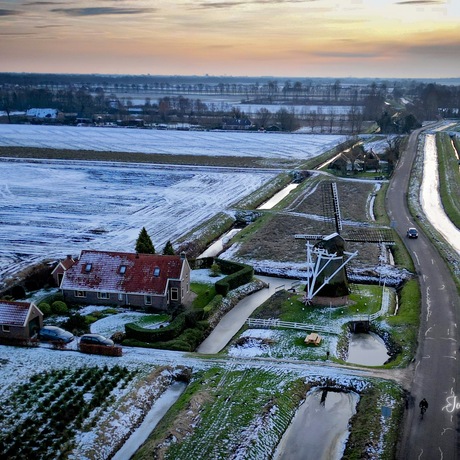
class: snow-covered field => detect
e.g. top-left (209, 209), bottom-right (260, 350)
top-left (0, 126), bottom-right (347, 287)
top-left (0, 157), bottom-right (276, 285)
top-left (0, 124), bottom-right (346, 159)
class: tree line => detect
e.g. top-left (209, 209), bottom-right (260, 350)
top-left (1, 75), bottom-right (459, 133)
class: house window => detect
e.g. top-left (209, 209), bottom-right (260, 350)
top-left (144, 295), bottom-right (152, 305)
top-left (118, 293), bottom-right (124, 301)
top-left (2, 325), bottom-right (10, 333)
top-left (75, 290), bottom-right (86, 298)
top-left (85, 263), bottom-right (92, 273)
top-left (153, 267), bottom-right (160, 277)
top-left (171, 287), bottom-right (179, 301)
top-left (97, 292), bottom-right (110, 300)
top-left (119, 265), bottom-right (127, 274)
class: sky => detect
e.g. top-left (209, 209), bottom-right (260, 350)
top-left (0, 0), bottom-right (459, 79)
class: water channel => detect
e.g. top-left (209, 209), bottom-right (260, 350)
top-left (273, 389), bottom-right (359, 460)
top-left (257, 183), bottom-right (299, 209)
top-left (347, 332), bottom-right (390, 366)
top-left (112, 381), bottom-right (187, 460)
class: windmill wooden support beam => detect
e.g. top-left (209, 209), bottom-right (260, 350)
top-left (303, 241), bottom-right (358, 304)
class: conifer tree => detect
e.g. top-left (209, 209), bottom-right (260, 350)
top-left (163, 240), bottom-right (175, 255)
top-left (135, 227), bottom-right (155, 254)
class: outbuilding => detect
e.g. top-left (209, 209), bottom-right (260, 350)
top-left (0, 301), bottom-right (43, 342)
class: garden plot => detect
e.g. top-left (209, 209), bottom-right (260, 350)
top-left (0, 158), bottom-right (276, 286)
top-left (0, 124), bottom-right (346, 160)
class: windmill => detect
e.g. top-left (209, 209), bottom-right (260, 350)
top-left (295, 181), bottom-right (394, 304)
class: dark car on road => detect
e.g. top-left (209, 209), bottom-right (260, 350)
top-left (38, 326), bottom-right (74, 343)
top-left (80, 333), bottom-right (114, 347)
top-left (407, 227), bottom-right (419, 238)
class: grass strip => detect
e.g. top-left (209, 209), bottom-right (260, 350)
top-left (436, 132), bottom-right (460, 229)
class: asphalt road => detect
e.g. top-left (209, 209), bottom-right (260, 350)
top-left (387, 126), bottom-right (460, 459)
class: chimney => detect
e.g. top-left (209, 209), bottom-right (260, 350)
top-left (67, 254), bottom-right (72, 260)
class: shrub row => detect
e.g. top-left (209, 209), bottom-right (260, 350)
top-left (124, 322), bottom-right (207, 352)
top-left (214, 259), bottom-right (254, 296)
top-left (125, 310), bottom-right (200, 343)
top-left (202, 294), bottom-right (224, 319)
top-left (0, 337), bottom-right (39, 347)
top-left (79, 343), bottom-right (123, 357)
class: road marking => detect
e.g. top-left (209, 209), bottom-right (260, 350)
top-left (441, 427), bottom-right (454, 435)
top-left (425, 326), bottom-right (433, 337)
top-left (426, 286), bottom-right (431, 321)
top-left (413, 251), bottom-right (420, 265)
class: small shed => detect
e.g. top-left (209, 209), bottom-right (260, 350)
top-left (304, 332), bottom-right (322, 346)
top-left (0, 301), bottom-right (43, 341)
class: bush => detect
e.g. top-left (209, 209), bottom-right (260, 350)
top-left (63, 314), bottom-right (89, 335)
top-left (51, 301), bottom-right (68, 315)
top-left (214, 259), bottom-right (254, 296)
top-left (38, 302), bottom-right (51, 316)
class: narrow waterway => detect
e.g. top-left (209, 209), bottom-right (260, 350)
top-left (347, 332), bottom-right (390, 366)
top-left (273, 389), bottom-right (359, 460)
top-left (257, 183), bottom-right (299, 209)
top-left (112, 381), bottom-right (187, 460)
top-left (421, 134), bottom-right (460, 254)
top-left (197, 275), bottom-right (296, 354)
top-left (197, 228), bottom-right (241, 258)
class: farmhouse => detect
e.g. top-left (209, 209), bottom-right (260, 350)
top-left (0, 301), bottom-right (43, 341)
top-left (60, 250), bottom-right (192, 311)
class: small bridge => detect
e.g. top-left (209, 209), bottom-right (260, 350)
top-left (348, 311), bottom-right (382, 332)
top-left (246, 318), bottom-right (339, 335)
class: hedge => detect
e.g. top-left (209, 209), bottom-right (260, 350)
top-left (203, 294), bottom-right (224, 319)
top-left (124, 310), bottom-right (199, 343)
top-left (214, 259), bottom-right (254, 296)
top-left (79, 343), bottom-right (122, 357)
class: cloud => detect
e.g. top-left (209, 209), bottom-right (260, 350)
top-left (193, 0), bottom-right (316, 9)
top-left (25, 2), bottom-right (66, 5)
top-left (0, 9), bottom-right (22, 16)
top-left (395, 1), bottom-right (444, 4)
top-left (50, 7), bottom-right (156, 17)
top-left (312, 51), bottom-right (381, 59)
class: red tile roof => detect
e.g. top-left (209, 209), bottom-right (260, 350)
top-left (61, 257), bottom-right (76, 270)
top-left (61, 250), bottom-right (184, 295)
top-left (0, 301), bottom-right (35, 327)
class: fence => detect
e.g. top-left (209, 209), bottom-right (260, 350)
top-left (246, 318), bottom-right (338, 334)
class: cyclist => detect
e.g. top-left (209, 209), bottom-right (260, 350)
top-left (419, 398), bottom-right (428, 417)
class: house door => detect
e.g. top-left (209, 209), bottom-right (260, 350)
top-left (28, 317), bottom-right (40, 338)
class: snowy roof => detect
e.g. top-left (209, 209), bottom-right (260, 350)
top-left (0, 301), bottom-right (38, 327)
top-left (51, 255), bottom-right (76, 275)
top-left (60, 250), bottom-right (185, 296)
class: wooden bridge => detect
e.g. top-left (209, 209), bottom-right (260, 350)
top-left (246, 318), bottom-right (339, 335)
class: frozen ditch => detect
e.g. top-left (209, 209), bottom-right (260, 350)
top-left (112, 381), bottom-right (187, 460)
top-left (347, 332), bottom-right (390, 366)
top-left (273, 388), bottom-right (359, 460)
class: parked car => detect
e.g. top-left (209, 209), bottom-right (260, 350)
top-left (38, 326), bottom-right (74, 343)
top-left (407, 227), bottom-right (419, 238)
top-left (80, 333), bottom-right (114, 347)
